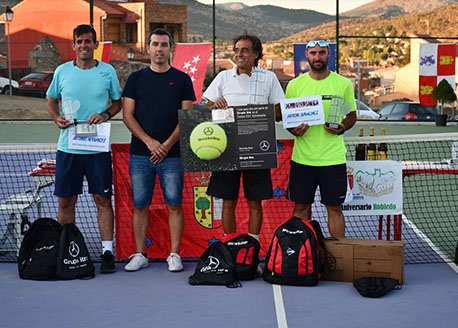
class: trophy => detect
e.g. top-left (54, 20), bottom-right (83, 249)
top-left (326, 95), bottom-right (353, 129)
top-left (326, 95), bottom-right (344, 129)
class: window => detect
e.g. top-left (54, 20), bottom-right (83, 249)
top-left (126, 24), bottom-right (137, 43)
top-left (379, 104), bottom-right (394, 116)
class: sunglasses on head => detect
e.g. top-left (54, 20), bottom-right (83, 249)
top-left (306, 40), bottom-right (329, 49)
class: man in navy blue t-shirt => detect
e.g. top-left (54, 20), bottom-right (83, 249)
top-left (122, 28), bottom-right (196, 273)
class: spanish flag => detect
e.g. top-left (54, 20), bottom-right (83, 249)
top-left (73, 41), bottom-right (112, 63)
top-left (94, 42), bottom-right (112, 63)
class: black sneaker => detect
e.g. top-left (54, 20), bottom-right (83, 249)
top-left (100, 251), bottom-right (116, 274)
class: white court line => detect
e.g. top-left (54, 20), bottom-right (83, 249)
top-left (403, 214), bottom-right (458, 274)
top-left (273, 284), bottom-right (288, 328)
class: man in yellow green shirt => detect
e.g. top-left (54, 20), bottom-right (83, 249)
top-left (285, 37), bottom-right (357, 238)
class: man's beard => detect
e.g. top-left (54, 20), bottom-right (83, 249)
top-left (309, 59), bottom-right (328, 73)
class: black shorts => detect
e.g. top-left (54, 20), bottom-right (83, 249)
top-left (54, 151), bottom-right (113, 197)
top-left (286, 161), bottom-right (347, 205)
top-left (206, 169), bottom-right (273, 201)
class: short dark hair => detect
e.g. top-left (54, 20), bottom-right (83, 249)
top-left (73, 24), bottom-right (97, 43)
top-left (232, 33), bottom-right (263, 67)
top-left (147, 28), bottom-right (174, 47)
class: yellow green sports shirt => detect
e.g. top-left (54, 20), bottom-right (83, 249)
top-left (285, 71), bottom-right (356, 166)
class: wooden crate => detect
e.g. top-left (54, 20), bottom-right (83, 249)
top-left (322, 238), bottom-right (404, 285)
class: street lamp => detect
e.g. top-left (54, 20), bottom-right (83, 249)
top-left (4, 6), bottom-right (14, 96)
top-left (126, 48), bottom-right (134, 75)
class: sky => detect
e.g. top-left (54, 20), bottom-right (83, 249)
top-left (196, 0), bottom-right (375, 15)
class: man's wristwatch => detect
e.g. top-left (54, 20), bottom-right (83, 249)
top-left (338, 123), bottom-right (346, 135)
top-left (103, 110), bottom-right (112, 120)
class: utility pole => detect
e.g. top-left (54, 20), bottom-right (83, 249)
top-left (213, 0), bottom-right (216, 78)
top-left (336, 0), bottom-right (339, 73)
top-left (89, 0), bottom-right (93, 27)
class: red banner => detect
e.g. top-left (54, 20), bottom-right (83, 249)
top-left (437, 44), bottom-right (456, 76)
top-left (112, 141), bottom-right (295, 259)
top-left (172, 43), bottom-right (212, 103)
top-left (419, 75), bottom-right (437, 106)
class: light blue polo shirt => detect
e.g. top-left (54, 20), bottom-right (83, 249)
top-left (47, 60), bottom-right (122, 154)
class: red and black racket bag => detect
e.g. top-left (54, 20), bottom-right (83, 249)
top-left (222, 234), bottom-right (260, 280)
top-left (263, 217), bottom-right (323, 286)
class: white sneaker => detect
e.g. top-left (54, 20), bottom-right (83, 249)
top-left (167, 253), bottom-right (183, 272)
top-left (124, 253), bottom-right (149, 272)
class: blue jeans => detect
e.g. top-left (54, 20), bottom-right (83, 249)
top-left (129, 155), bottom-right (183, 208)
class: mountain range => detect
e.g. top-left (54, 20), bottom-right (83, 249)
top-left (158, 0), bottom-right (334, 41)
top-left (1, 0), bottom-right (456, 43)
top-left (158, 0), bottom-right (457, 41)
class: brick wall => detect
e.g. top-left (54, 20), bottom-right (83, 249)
top-left (145, 3), bottom-right (187, 43)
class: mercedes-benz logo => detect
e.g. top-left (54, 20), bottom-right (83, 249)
top-left (203, 127), bottom-right (214, 136)
top-left (259, 140), bottom-right (270, 151)
top-left (69, 241), bottom-right (80, 258)
top-left (207, 256), bottom-right (220, 269)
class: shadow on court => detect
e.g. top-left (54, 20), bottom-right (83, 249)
top-left (0, 261), bottom-right (456, 328)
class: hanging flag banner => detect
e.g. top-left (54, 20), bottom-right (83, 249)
top-left (112, 142), bottom-right (407, 259)
top-left (94, 41), bottom-right (112, 63)
top-left (74, 41), bottom-right (112, 63)
top-left (172, 43), bottom-right (212, 103)
top-left (293, 43), bottom-right (336, 77)
top-left (419, 43), bottom-right (456, 106)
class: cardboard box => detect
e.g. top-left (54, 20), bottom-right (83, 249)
top-left (322, 238), bottom-right (404, 285)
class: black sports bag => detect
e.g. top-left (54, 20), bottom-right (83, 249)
top-left (18, 218), bottom-right (62, 280)
top-left (56, 223), bottom-right (95, 280)
top-left (189, 241), bottom-right (240, 287)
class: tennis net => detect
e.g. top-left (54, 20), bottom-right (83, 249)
top-left (0, 132), bottom-right (457, 264)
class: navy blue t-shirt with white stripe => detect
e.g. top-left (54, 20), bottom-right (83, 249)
top-left (122, 66), bottom-right (196, 157)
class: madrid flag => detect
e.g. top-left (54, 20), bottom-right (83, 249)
top-left (172, 43), bottom-right (212, 103)
top-left (419, 43), bottom-right (456, 106)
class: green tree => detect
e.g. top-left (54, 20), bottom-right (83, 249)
top-left (432, 79), bottom-right (457, 115)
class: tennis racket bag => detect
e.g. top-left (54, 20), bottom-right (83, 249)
top-left (18, 218), bottom-right (62, 280)
top-left (56, 223), bottom-right (95, 280)
top-left (188, 241), bottom-right (238, 287)
top-left (223, 234), bottom-right (260, 280)
top-left (263, 217), bottom-right (323, 286)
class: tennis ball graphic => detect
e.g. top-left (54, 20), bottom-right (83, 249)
top-left (189, 121), bottom-right (227, 160)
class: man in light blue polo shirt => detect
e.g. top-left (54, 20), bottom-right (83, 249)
top-left (47, 24), bottom-right (122, 274)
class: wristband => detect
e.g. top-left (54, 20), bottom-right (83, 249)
top-left (103, 110), bottom-right (112, 120)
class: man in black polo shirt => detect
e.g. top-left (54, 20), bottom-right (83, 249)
top-left (122, 28), bottom-right (196, 272)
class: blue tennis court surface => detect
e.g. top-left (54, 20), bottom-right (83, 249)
top-left (0, 261), bottom-right (456, 328)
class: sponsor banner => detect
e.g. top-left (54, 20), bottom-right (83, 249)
top-left (293, 43), bottom-right (336, 77)
top-left (344, 160), bottom-right (403, 215)
top-left (280, 95), bottom-right (325, 128)
top-left (178, 105), bottom-right (277, 172)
